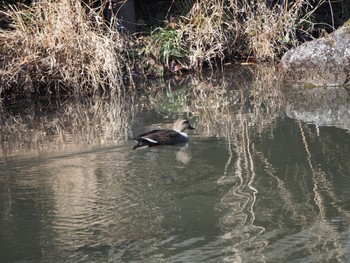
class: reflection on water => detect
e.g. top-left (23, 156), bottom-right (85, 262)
top-left (284, 87), bottom-right (350, 130)
top-left (0, 95), bottom-right (134, 160)
top-left (217, 116), bottom-right (350, 262)
top-left (218, 120), bottom-right (267, 262)
top-left (1, 66), bottom-right (350, 262)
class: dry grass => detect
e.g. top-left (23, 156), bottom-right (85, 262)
top-left (176, 0), bottom-right (235, 69)
top-left (0, 0), bottom-right (327, 95)
top-left (158, 0), bottom-right (326, 68)
top-left (0, 0), bottom-right (127, 95)
top-left (242, 0), bottom-right (325, 61)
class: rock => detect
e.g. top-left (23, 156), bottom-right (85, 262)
top-left (281, 23), bottom-right (350, 87)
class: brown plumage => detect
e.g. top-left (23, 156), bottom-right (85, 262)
top-left (132, 119), bottom-right (195, 149)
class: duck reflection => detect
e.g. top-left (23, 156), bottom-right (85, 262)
top-left (176, 145), bottom-right (191, 165)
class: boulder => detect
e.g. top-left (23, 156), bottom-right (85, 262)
top-left (281, 23), bottom-right (350, 86)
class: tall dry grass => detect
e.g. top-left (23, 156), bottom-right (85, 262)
top-left (242, 0), bottom-right (327, 61)
top-left (162, 0), bottom-right (325, 68)
top-left (0, 0), bottom-right (327, 95)
top-left (0, 0), bottom-right (127, 95)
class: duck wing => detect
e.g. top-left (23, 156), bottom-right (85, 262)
top-left (144, 130), bottom-right (180, 145)
top-left (134, 129), bottom-right (162, 140)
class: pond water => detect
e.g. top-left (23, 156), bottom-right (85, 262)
top-left (1, 66), bottom-right (350, 262)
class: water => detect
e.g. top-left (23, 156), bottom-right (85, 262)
top-left (1, 67), bottom-right (350, 262)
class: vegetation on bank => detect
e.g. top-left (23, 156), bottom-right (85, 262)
top-left (0, 1), bottom-right (126, 97)
top-left (0, 0), bottom-right (348, 97)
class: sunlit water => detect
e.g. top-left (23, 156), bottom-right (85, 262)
top-left (1, 68), bottom-right (350, 262)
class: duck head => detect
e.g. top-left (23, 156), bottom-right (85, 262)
top-left (174, 119), bottom-right (195, 133)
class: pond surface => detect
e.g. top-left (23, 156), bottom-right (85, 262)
top-left (1, 66), bottom-right (350, 262)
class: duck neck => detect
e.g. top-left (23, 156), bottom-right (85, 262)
top-left (173, 127), bottom-right (182, 133)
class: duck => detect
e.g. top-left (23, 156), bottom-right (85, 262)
top-left (132, 119), bottom-right (195, 149)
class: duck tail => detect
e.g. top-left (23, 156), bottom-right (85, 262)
top-left (132, 141), bottom-right (144, 150)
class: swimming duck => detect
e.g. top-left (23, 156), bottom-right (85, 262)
top-left (132, 119), bottom-right (195, 149)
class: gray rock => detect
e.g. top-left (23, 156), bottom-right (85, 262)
top-left (281, 25), bottom-right (350, 86)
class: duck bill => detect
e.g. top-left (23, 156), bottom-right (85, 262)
top-left (188, 125), bottom-right (195, 130)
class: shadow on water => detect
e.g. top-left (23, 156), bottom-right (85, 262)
top-left (1, 65), bottom-right (350, 262)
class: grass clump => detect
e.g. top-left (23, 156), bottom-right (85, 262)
top-left (150, 27), bottom-right (187, 68)
top-left (0, 0), bottom-right (127, 96)
top-left (148, 0), bottom-right (327, 68)
top-left (164, 0), bottom-right (233, 70)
